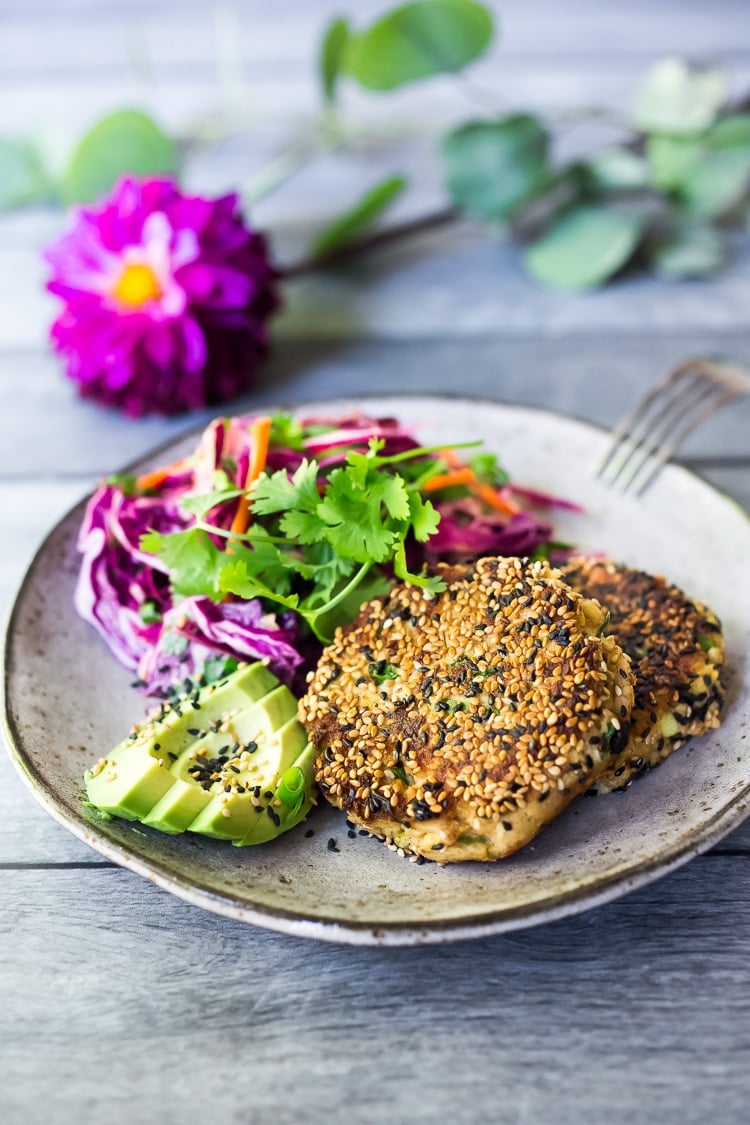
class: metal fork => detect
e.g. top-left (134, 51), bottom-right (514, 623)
top-left (595, 356), bottom-right (750, 495)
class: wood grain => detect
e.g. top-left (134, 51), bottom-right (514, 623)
top-left (2, 2), bottom-right (750, 1119)
top-left (3, 862), bottom-right (750, 1124)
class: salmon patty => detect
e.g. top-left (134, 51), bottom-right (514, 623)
top-left (299, 556), bottom-right (635, 862)
top-left (562, 558), bottom-right (725, 794)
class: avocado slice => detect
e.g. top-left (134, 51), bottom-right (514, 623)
top-left (84, 662), bottom-right (317, 845)
top-left (187, 712), bottom-right (307, 841)
top-left (85, 661), bottom-right (277, 820)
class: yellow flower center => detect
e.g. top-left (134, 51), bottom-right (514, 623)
top-left (112, 262), bottom-right (161, 307)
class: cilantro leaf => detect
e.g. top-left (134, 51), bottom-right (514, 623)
top-left (140, 529), bottom-right (225, 599)
top-left (268, 413), bottom-right (305, 452)
top-left (180, 485), bottom-right (243, 518)
top-left (470, 452), bottom-right (509, 487)
top-left (317, 467), bottom-right (399, 563)
top-left (250, 460), bottom-right (320, 517)
top-left (393, 541), bottom-right (445, 593)
top-left (217, 558), bottom-right (300, 611)
top-left (408, 492), bottom-right (441, 542)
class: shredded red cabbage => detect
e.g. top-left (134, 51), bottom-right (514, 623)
top-left (76, 411), bottom-right (574, 696)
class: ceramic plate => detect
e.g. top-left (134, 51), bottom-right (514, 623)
top-left (4, 397), bottom-right (750, 945)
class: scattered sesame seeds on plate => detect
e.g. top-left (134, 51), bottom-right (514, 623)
top-left (4, 396), bottom-right (750, 945)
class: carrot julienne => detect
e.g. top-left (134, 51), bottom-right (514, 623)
top-left (230, 415), bottom-right (273, 536)
top-left (136, 457), bottom-right (191, 493)
top-left (436, 449), bottom-right (520, 515)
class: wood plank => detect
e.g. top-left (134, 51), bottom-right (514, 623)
top-left (2, 0), bottom-right (750, 71)
top-left (5, 207), bottom-right (750, 354)
top-left (2, 860), bottom-right (750, 1123)
top-left (1, 336), bottom-right (748, 478)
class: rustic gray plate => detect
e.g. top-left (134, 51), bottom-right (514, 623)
top-left (4, 397), bottom-right (750, 944)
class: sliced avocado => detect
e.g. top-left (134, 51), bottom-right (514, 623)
top-left (84, 740), bottom-right (176, 821)
top-left (187, 713), bottom-right (307, 840)
top-left (84, 662), bottom-right (317, 845)
top-left (239, 742), bottom-right (317, 846)
top-left (84, 661), bottom-right (276, 820)
top-left (141, 778), bottom-right (213, 834)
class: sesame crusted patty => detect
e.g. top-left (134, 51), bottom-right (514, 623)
top-left (299, 556), bottom-right (635, 862)
top-left (562, 558), bottom-right (725, 794)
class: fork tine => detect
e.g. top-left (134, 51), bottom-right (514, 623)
top-left (596, 365), bottom-right (704, 485)
top-left (616, 379), bottom-right (726, 493)
top-left (627, 386), bottom-right (738, 495)
top-left (597, 356), bottom-right (750, 495)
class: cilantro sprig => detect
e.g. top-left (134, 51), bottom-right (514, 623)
top-left (141, 438), bottom-right (479, 643)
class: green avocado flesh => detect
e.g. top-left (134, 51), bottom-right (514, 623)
top-left (84, 662), bottom-right (316, 846)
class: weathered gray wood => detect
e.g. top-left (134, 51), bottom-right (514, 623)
top-left (2, 3), bottom-right (750, 1119)
top-left (3, 861), bottom-right (750, 1125)
top-left (2, 335), bottom-right (750, 479)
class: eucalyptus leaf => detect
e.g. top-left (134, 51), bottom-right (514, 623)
top-left (523, 205), bottom-right (643, 290)
top-left (0, 137), bottom-right (52, 210)
top-left (310, 174), bottom-right (407, 256)
top-left (442, 115), bottom-right (548, 220)
top-left (646, 135), bottom-right (702, 190)
top-left (651, 223), bottom-right (725, 279)
top-left (588, 148), bottom-right (649, 190)
top-left (682, 146), bottom-right (750, 218)
top-left (709, 114), bottom-right (750, 149)
top-left (63, 109), bottom-right (178, 204)
top-left (320, 17), bottom-right (350, 103)
top-left (633, 58), bottom-right (726, 136)
top-left (344, 0), bottom-right (494, 91)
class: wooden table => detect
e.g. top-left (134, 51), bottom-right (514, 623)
top-left (2, 2), bottom-right (750, 1121)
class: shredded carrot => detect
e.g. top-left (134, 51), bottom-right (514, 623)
top-left (136, 457), bottom-right (191, 493)
top-left (229, 415), bottom-right (273, 537)
top-left (470, 480), bottom-right (521, 516)
top-left (422, 467), bottom-right (476, 493)
top-left (433, 448), bottom-right (521, 515)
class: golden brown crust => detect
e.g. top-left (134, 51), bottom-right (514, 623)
top-left (562, 558), bottom-right (725, 793)
top-left (299, 557), bottom-right (634, 861)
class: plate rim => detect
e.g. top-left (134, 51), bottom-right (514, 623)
top-left (4, 392), bottom-right (750, 946)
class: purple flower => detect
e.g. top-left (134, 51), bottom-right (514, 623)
top-left (45, 177), bottom-right (280, 416)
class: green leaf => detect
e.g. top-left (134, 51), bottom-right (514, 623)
top-left (633, 58), bottom-right (726, 136)
top-left (368, 660), bottom-right (400, 684)
top-left (469, 451), bottom-right (509, 486)
top-left (651, 223), bottom-right (725, 279)
top-left (250, 460), bottom-right (321, 518)
top-left (268, 413), bottom-right (305, 452)
top-left (138, 600), bottom-right (162, 625)
top-left (442, 115), bottom-right (548, 220)
top-left (0, 137), bottom-right (52, 210)
top-left (408, 492), bottom-right (441, 541)
top-left (310, 174), bottom-right (407, 257)
top-left (681, 146), bottom-right (750, 218)
top-left (63, 109), bottom-right (178, 204)
top-left (320, 17), bottom-right (351, 103)
top-left (140, 528), bottom-right (224, 599)
top-left (588, 148), bottom-right (649, 190)
top-left (523, 205), bottom-right (643, 290)
top-left (709, 115), bottom-right (750, 149)
top-left (344, 0), bottom-right (494, 91)
top-left (646, 135), bottom-right (702, 190)
top-left (180, 486), bottom-right (243, 518)
top-left (393, 541), bottom-right (445, 592)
